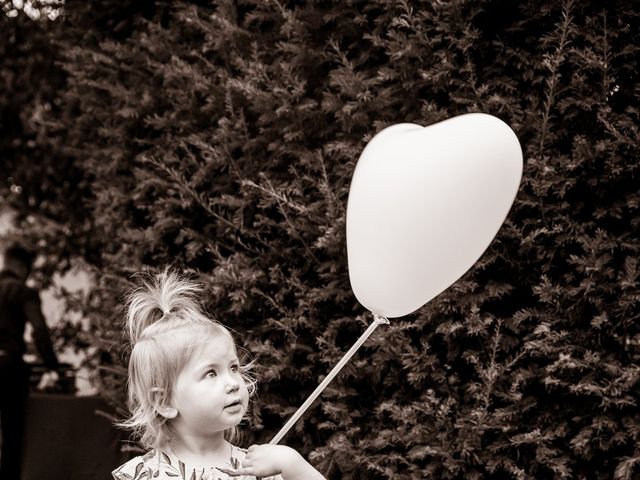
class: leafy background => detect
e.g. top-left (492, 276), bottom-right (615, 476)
top-left (1, 0), bottom-right (639, 478)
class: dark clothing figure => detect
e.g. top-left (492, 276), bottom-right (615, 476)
top-left (0, 354), bottom-right (30, 480)
top-left (0, 271), bottom-right (58, 366)
top-left (0, 269), bottom-right (59, 480)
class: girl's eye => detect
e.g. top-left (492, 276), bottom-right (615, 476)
top-left (230, 364), bottom-right (239, 373)
top-left (205, 369), bottom-right (217, 378)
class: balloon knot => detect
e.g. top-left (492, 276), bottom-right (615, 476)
top-left (373, 314), bottom-right (390, 325)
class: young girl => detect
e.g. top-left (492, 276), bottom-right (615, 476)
top-left (112, 270), bottom-right (326, 480)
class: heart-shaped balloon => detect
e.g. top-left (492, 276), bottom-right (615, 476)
top-left (346, 113), bottom-right (523, 318)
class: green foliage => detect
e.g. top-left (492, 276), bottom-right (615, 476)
top-left (2, 0), bottom-right (639, 478)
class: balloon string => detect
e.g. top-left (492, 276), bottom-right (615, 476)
top-left (270, 313), bottom-right (390, 445)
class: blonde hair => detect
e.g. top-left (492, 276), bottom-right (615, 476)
top-left (118, 269), bottom-right (255, 449)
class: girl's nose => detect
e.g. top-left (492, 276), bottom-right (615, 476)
top-left (225, 376), bottom-right (240, 393)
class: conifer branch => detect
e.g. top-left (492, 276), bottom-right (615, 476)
top-left (538, 0), bottom-right (574, 159)
top-left (614, 454), bottom-right (640, 480)
top-left (242, 175), bottom-right (320, 266)
top-left (316, 150), bottom-right (343, 220)
top-left (479, 319), bottom-right (502, 420)
top-left (141, 156), bottom-right (239, 232)
top-left (602, 10), bottom-right (610, 101)
top-left (596, 111), bottom-right (638, 147)
top-left (241, 178), bottom-right (308, 215)
top-left (140, 156), bottom-right (274, 254)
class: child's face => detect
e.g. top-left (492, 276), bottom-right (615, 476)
top-left (170, 334), bottom-right (249, 438)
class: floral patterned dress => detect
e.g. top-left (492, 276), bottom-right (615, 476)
top-left (111, 445), bottom-right (283, 480)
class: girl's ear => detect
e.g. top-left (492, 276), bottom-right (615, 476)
top-left (156, 404), bottom-right (178, 419)
top-left (151, 387), bottom-right (178, 419)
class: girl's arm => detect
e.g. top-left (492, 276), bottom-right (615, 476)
top-left (218, 444), bottom-right (326, 480)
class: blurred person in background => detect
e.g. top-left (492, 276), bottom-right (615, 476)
top-left (0, 244), bottom-right (59, 480)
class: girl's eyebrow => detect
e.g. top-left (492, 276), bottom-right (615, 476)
top-left (200, 362), bottom-right (219, 371)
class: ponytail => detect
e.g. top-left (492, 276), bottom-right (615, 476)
top-left (124, 269), bottom-right (209, 345)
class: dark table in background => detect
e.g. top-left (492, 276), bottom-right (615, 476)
top-left (22, 393), bottom-right (133, 480)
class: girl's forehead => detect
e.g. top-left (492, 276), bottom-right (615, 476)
top-left (188, 334), bottom-right (238, 364)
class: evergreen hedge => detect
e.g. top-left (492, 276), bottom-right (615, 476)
top-left (1, 1), bottom-right (639, 478)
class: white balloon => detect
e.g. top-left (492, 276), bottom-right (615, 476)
top-left (346, 113), bottom-right (523, 318)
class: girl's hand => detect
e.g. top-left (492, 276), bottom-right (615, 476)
top-left (217, 444), bottom-right (325, 480)
top-left (217, 444), bottom-right (296, 477)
